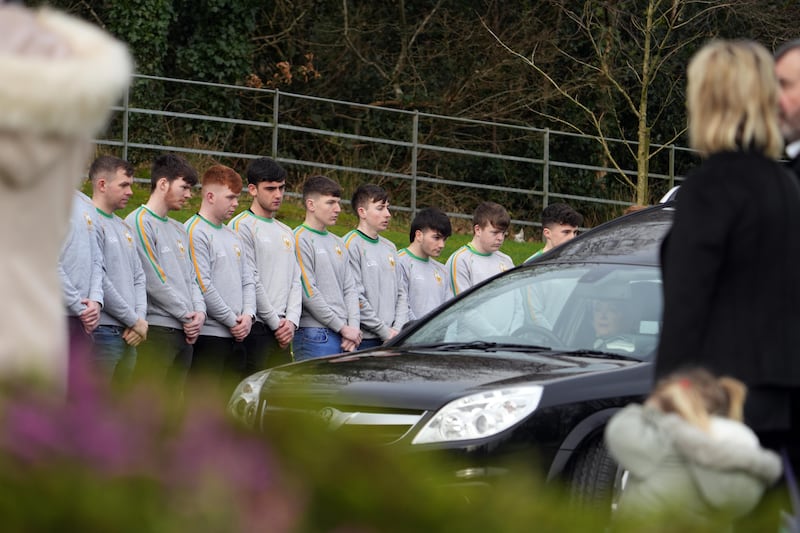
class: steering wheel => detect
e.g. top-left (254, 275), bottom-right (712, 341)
top-left (511, 324), bottom-right (564, 346)
top-left (595, 335), bottom-right (636, 353)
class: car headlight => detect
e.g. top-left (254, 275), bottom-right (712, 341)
top-left (228, 370), bottom-right (271, 426)
top-left (411, 386), bottom-right (543, 444)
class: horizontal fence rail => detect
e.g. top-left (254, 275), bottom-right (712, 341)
top-left (97, 74), bottom-right (695, 229)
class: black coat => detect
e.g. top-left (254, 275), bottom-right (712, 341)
top-left (789, 155), bottom-right (800, 179)
top-left (656, 151), bottom-right (800, 389)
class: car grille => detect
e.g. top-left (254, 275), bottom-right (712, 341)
top-left (260, 401), bottom-right (424, 445)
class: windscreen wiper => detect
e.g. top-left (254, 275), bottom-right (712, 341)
top-left (404, 341), bottom-right (552, 352)
top-left (564, 349), bottom-right (640, 362)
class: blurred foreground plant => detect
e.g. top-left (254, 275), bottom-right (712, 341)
top-left (0, 352), bottom-right (750, 532)
top-left (0, 358), bottom-right (299, 532)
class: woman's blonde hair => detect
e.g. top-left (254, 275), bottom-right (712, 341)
top-left (687, 39), bottom-right (783, 158)
top-left (646, 368), bottom-right (747, 431)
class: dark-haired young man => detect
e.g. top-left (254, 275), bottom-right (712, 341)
top-left (293, 175), bottom-right (361, 360)
top-left (230, 157), bottom-right (301, 369)
top-left (125, 154), bottom-right (205, 388)
top-left (397, 207), bottom-right (453, 320)
top-left (344, 184), bottom-right (408, 349)
top-left (524, 203), bottom-right (583, 329)
top-left (526, 202), bottom-right (583, 262)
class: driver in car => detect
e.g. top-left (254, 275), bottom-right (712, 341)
top-left (592, 298), bottom-right (636, 352)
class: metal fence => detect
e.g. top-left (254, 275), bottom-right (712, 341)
top-left (96, 74), bottom-right (694, 229)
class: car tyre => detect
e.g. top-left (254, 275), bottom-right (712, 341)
top-left (566, 436), bottom-right (621, 516)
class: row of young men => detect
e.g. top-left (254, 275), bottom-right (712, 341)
top-left (60, 153), bottom-right (584, 388)
top-left (291, 180), bottom-right (582, 357)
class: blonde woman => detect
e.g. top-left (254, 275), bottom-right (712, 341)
top-left (656, 40), bottom-right (800, 466)
top-left (605, 368), bottom-right (782, 526)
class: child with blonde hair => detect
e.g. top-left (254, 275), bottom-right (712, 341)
top-left (605, 368), bottom-right (782, 527)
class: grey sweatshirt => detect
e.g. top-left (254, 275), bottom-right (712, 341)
top-left (126, 206), bottom-right (205, 329)
top-left (185, 213), bottom-right (255, 338)
top-left (94, 207), bottom-right (147, 328)
top-left (344, 230), bottom-right (408, 340)
top-left (229, 210), bottom-right (302, 330)
top-left (294, 224), bottom-right (359, 332)
top-left (445, 243), bottom-right (514, 295)
top-left (397, 248), bottom-right (451, 321)
top-left (59, 191), bottom-right (103, 317)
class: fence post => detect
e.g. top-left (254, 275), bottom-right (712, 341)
top-left (668, 143), bottom-right (675, 190)
top-left (122, 84), bottom-right (130, 161)
top-left (272, 89), bottom-right (280, 159)
top-left (410, 111), bottom-right (419, 218)
top-left (542, 129), bottom-right (550, 208)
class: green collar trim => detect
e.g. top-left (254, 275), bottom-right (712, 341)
top-left (247, 209), bottom-right (275, 223)
top-left (302, 223), bottom-right (327, 235)
top-left (354, 229), bottom-right (379, 244)
top-left (142, 205), bottom-right (167, 222)
top-left (466, 243), bottom-right (491, 257)
top-left (403, 248), bottom-right (429, 262)
top-left (197, 213), bottom-right (222, 229)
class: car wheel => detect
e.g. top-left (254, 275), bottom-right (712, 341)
top-left (566, 436), bottom-right (623, 516)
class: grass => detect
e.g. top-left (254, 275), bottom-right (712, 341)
top-left (103, 182), bottom-right (543, 266)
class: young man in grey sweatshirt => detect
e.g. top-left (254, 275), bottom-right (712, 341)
top-left (59, 189), bottom-right (104, 367)
top-left (90, 156), bottom-right (148, 384)
top-left (293, 175), bottom-right (361, 360)
top-left (230, 157), bottom-right (301, 370)
top-left (397, 207), bottom-right (453, 321)
top-left (445, 201), bottom-right (514, 295)
top-left (185, 165), bottom-right (255, 385)
top-left (344, 184), bottom-right (408, 350)
top-left (126, 154), bottom-right (205, 389)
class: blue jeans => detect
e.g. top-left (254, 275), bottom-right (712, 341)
top-left (92, 325), bottom-right (137, 384)
top-left (293, 327), bottom-right (342, 361)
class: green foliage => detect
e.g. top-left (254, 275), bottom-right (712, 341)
top-left (171, 0), bottom-right (258, 82)
top-left (104, 0), bottom-right (175, 149)
top-left (0, 340), bottom-right (605, 533)
top-left (105, 0), bottom-right (175, 77)
top-left (166, 0), bottom-right (261, 143)
top-left (0, 368), bottom-right (292, 532)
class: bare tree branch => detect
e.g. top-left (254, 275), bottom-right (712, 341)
top-left (342, 0), bottom-right (390, 80)
top-left (483, 17), bottom-right (635, 194)
top-left (483, 0), bottom-right (735, 204)
top-left (252, 10), bottom-right (309, 52)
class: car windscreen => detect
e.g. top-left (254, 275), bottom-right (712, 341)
top-left (399, 263), bottom-right (662, 361)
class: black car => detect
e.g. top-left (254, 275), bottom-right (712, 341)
top-left (229, 204), bottom-right (673, 502)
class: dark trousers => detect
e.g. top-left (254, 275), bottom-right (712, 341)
top-left (357, 337), bottom-right (383, 351)
top-left (738, 387), bottom-right (800, 530)
top-left (190, 335), bottom-right (246, 394)
top-left (135, 325), bottom-right (193, 392)
top-left (67, 315), bottom-right (95, 398)
top-left (243, 321), bottom-right (293, 374)
top-left (747, 387), bottom-right (800, 467)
